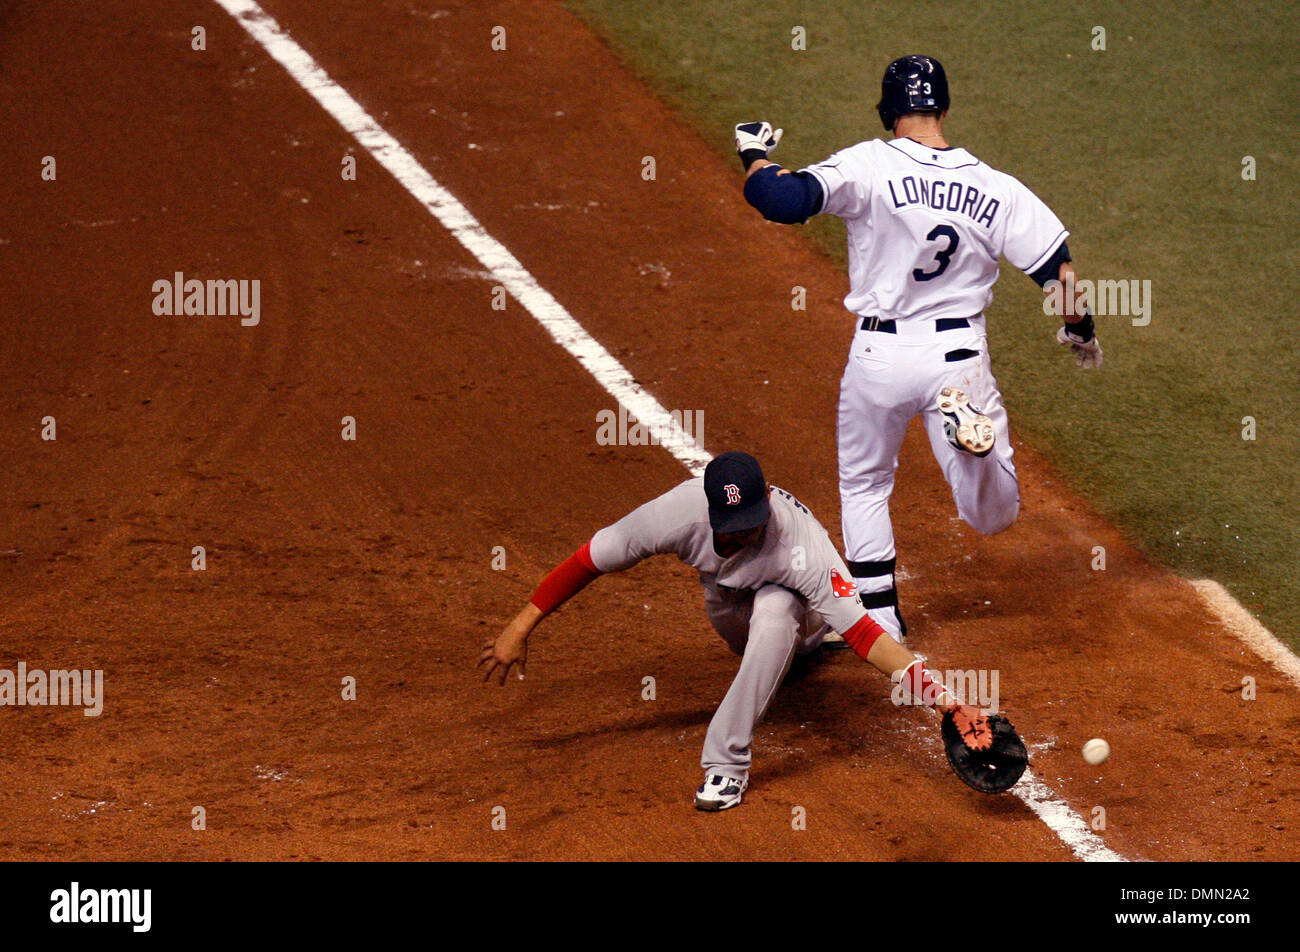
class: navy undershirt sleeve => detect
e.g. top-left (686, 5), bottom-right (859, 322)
top-left (743, 165), bottom-right (825, 224)
top-left (1028, 240), bottom-right (1072, 287)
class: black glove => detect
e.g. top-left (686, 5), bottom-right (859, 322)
top-left (941, 707), bottom-right (1029, 794)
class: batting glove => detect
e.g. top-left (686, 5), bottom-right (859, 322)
top-left (735, 121), bottom-right (783, 170)
top-left (1057, 325), bottom-right (1103, 369)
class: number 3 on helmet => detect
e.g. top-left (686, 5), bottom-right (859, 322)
top-left (876, 54), bottom-right (950, 131)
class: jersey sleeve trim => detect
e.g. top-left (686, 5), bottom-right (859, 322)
top-left (1022, 228), bottom-right (1069, 274)
top-left (1028, 239), bottom-right (1072, 287)
top-left (802, 166), bottom-right (832, 215)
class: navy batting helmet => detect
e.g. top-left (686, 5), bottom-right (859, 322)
top-left (877, 55), bottom-right (949, 131)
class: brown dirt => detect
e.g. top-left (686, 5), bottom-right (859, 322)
top-left (0, 0), bottom-right (1294, 861)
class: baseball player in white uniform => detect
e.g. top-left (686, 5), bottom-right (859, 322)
top-left (480, 451), bottom-right (999, 811)
top-left (734, 55), bottom-right (1101, 641)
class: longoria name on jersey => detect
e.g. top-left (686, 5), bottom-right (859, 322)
top-left (884, 174), bottom-right (1000, 228)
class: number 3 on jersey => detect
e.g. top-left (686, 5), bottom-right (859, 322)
top-left (912, 224), bottom-right (959, 282)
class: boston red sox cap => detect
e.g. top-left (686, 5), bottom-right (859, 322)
top-left (704, 451), bottom-right (771, 533)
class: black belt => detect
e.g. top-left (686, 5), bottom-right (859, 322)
top-left (860, 316), bottom-right (970, 333)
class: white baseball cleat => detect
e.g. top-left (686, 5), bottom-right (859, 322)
top-left (937, 387), bottom-right (995, 457)
top-left (820, 628), bottom-right (848, 650)
top-left (694, 773), bottom-right (749, 812)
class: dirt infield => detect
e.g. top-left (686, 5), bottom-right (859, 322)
top-left (1, 0), bottom-right (1296, 861)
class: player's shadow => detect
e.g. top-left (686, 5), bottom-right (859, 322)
top-left (521, 645), bottom-right (839, 752)
top-left (522, 707), bottom-right (716, 751)
top-left (782, 646), bottom-right (833, 684)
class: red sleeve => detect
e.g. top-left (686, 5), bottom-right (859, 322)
top-left (528, 541), bottom-right (603, 615)
top-left (896, 660), bottom-right (955, 708)
top-left (842, 614), bottom-right (885, 661)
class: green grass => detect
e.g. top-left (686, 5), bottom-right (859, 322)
top-left (568, 0), bottom-right (1300, 645)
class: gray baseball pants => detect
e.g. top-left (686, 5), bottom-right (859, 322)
top-left (699, 582), bottom-right (826, 780)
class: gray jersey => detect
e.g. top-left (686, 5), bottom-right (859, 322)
top-left (589, 478), bottom-right (869, 637)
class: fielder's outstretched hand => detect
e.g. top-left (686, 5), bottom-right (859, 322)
top-left (1057, 325), bottom-right (1103, 369)
top-left (479, 606), bottom-right (538, 685)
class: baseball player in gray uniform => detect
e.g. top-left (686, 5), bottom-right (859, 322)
top-left (480, 451), bottom-right (1000, 811)
top-left (734, 55), bottom-right (1101, 641)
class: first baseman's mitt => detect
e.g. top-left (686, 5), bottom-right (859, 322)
top-left (941, 707), bottom-right (1029, 794)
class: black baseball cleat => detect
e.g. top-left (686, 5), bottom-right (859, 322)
top-left (937, 387), bottom-right (995, 457)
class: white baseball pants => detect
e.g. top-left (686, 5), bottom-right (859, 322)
top-left (838, 316), bottom-right (1019, 636)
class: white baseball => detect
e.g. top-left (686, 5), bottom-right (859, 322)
top-left (1082, 738), bottom-right (1110, 765)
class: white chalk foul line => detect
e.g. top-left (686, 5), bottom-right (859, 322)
top-left (1011, 771), bottom-right (1126, 862)
top-left (212, 0), bottom-right (711, 478)
top-left (1192, 579), bottom-right (1300, 690)
top-left (215, 0), bottom-right (1122, 861)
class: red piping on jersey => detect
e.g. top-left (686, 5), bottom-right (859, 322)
top-left (529, 540), bottom-right (603, 615)
top-left (842, 614), bottom-right (885, 661)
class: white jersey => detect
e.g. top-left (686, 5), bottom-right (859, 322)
top-left (588, 478), bottom-right (870, 638)
top-left (802, 136), bottom-right (1067, 322)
